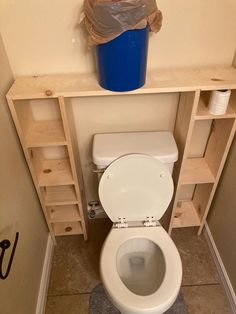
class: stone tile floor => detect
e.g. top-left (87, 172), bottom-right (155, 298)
top-left (46, 219), bottom-right (232, 314)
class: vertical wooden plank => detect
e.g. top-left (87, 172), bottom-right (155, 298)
top-left (58, 96), bottom-right (88, 240)
top-left (11, 99), bottom-right (33, 139)
top-left (169, 90), bottom-right (201, 234)
top-left (192, 183), bottom-right (213, 221)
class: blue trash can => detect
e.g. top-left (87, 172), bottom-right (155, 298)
top-left (96, 27), bottom-right (149, 92)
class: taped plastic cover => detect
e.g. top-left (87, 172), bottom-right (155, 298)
top-left (82, 0), bottom-right (162, 46)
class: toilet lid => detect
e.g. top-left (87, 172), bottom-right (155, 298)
top-left (99, 154), bottom-right (174, 223)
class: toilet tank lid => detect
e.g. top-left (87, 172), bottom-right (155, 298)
top-left (93, 131), bottom-right (178, 167)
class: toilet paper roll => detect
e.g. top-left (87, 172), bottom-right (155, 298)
top-left (208, 90), bottom-right (231, 115)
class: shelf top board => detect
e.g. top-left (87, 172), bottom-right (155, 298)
top-left (7, 66), bottom-right (236, 100)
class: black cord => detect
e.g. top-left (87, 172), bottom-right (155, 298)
top-left (0, 232), bottom-right (19, 280)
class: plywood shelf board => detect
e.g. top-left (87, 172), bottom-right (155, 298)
top-left (38, 158), bottom-right (74, 186)
top-left (48, 205), bottom-right (81, 223)
top-left (7, 67), bottom-right (236, 100)
top-left (52, 221), bottom-right (83, 236)
top-left (25, 120), bottom-right (67, 147)
top-left (172, 201), bottom-right (201, 228)
top-left (181, 158), bottom-right (215, 184)
top-left (44, 185), bottom-right (78, 205)
top-left (195, 96), bottom-right (236, 120)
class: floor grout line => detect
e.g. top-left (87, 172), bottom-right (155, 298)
top-left (47, 292), bottom-right (91, 297)
top-left (182, 282), bottom-right (221, 288)
top-left (47, 282), bottom-right (222, 298)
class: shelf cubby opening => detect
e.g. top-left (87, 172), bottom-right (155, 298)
top-left (12, 99), bottom-right (66, 147)
top-left (173, 183), bottom-right (213, 228)
top-left (29, 146), bottom-right (74, 186)
top-left (192, 183), bottom-right (214, 221)
top-left (204, 118), bottom-right (235, 178)
top-left (195, 90), bottom-right (236, 120)
top-left (183, 118), bottom-right (235, 185)
top-left (52, 221), bottom-right (83, 236)
top-left (48, 204), bottom-right (81, 223)
top-left (41, 185), bottom-right (78, 205)
top-left (181, 157), bottom-right (215, 184)
top-left (172, 200), bottom-right (201, 228)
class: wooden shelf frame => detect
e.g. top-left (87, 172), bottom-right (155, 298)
top-left (6, 67), bottom-right (236, 100)
top-left (7, 96), bottom-right (88, 243)
top-left (169, 87), bottom-right (236, 235)
top-left (6, 66), bottom-right (236, 238)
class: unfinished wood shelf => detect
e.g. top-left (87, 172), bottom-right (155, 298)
top-left (38, 158), bottom-right (74, 186)
top-left (195, 95), bottom-right (236, 120)
top-left (6, 66), bottom-right (236, 238)
top-left (48, 205), bottom-right (81, 223)
top-left (43, 185), bottom-right (78, 206)
top-left (52, 221), bottom-right (83, 236)
top-left (25, 120), bottom-right (67, 147)
top-left (172, 201), bottom-right (201, 228)
top-left (169, 84), bottom-right (236, 235)
top-left (181, 158), bottom-right (215, 185)
top-left (7, 96), bottom-right (88, 243)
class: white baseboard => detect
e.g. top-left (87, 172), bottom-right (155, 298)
top-left (204, 223), bottom-right (236, 313)
top-left (36, 235), bottom-right (54, 314)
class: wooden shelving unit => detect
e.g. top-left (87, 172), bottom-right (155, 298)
top-left (7, 97), bottom-right (88, 243)
top-left (6, 66), bottom-right (236, 238)
top-left (169, 88), bottom-right (236, 235)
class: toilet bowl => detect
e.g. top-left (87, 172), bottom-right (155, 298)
top-left (98, 154), bottom-right (182, 314)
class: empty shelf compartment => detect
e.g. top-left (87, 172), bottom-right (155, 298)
top-left (181, 158), bottom-right (215, 184)
top-left (25, 120), bottom-right (67, 147)
top-left (48, 204), bottom-right (81, 223)
top-left (52, 221), bottom-right (83, 236)
top-left (172, 201), bottom-right (201, 228)
top-left (43, 185), bottom-right (77, 205)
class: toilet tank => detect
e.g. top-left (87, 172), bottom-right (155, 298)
top-left (92, 131), bottom-right (178, 174)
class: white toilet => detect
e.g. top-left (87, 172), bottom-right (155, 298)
top-left (92, 132), bottom-right (182, 314)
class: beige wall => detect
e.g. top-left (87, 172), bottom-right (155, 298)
top-left (0, 0), bottom-right (236, 202)
top-left (0, 35), bottom-right (48, 314)
top-left (207, 137), bottom-right (236, 291)
top-left (0, 1), bottom-right (235, 208)
top-left (0, 0), bottom-right (236, 75)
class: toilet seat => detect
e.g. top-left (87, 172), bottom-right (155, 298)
top-left (99, 154), bottom-right (174, 224)
top-left (99, 154), bottom-right (182, 314)
top-left (100, 226), bottom-right (182, 314)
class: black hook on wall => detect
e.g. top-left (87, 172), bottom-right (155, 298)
top-left (0, 232), bottom-right (19, 280)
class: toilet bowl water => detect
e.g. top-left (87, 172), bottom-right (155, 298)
top-left (98, 154), bottom-right (182, 314)
top-left (117, 237), bottom-right (166, 296)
